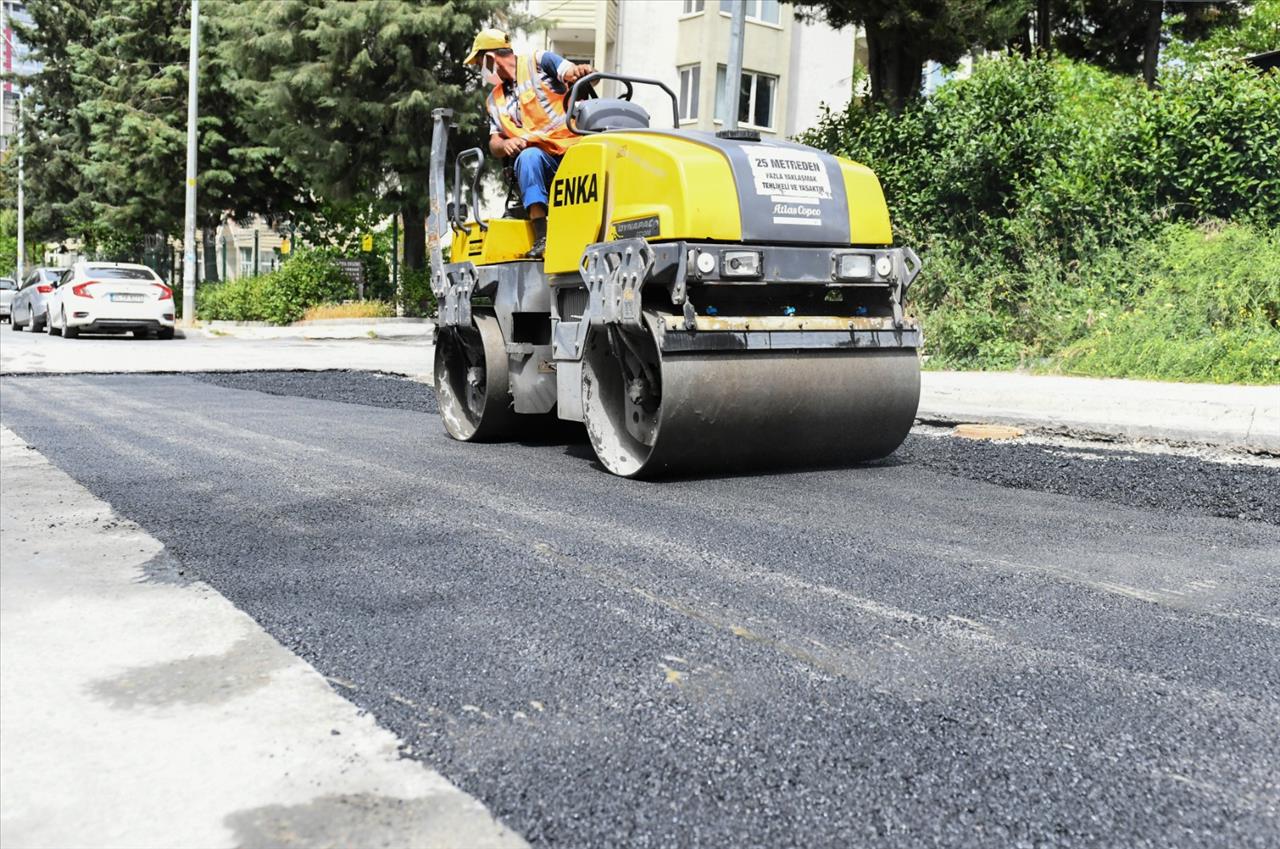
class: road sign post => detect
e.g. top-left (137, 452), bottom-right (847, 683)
top-left (180, 0), bottom-right (199, 325)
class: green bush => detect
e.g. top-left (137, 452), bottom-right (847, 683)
top-left (799, 55), bottom-right (1280, 381)
top-left (255, 250), bottom-right (355, 324)
top-left (197, 249), bottom-right (355, 325)
top-left (198, 275), bottom-right (265, 322)
top-left (400, 267), bottom-right (436, 318)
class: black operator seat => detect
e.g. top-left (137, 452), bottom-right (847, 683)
top-left (571, 99), bottom-right (651, 132)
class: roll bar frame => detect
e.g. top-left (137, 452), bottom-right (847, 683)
top-left (564, 72), bottom-right (680, 134)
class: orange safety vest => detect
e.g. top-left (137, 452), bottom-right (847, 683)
top-left (487, 54), bottom-right (580, 156)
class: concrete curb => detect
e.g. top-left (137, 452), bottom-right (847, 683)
top-left (199, 319), bottom-right (436, 341)
top-left (295, 317), bottom-right (431, 327)
top-left (919, 370), bottom-right (1280, 454)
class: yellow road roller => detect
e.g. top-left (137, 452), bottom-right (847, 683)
top-left (427, 73), bottom-right (922, 478)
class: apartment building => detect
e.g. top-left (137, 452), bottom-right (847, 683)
top-left (1, 0), bottom-right (38, 152)
top-left (511, 0), bottom-right (863, 140)
top-left (216, 216), bottom-right (287, 281)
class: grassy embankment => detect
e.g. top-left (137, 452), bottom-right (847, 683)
top-left (801, 56), bottom-right (1279, 384)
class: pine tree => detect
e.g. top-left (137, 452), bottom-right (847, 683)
top-left (220, 0), bottom-right (512, 272)
top-left (13, 0), bottom-right (297, 270)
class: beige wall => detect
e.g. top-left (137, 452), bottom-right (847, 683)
top-left (514, 0), bottom-right (858, 138)
top-left (218, 216), bottom-right (286, 281)
top-left (696, 3), bottom-right (792, 135)
top-left (519, 0), bottom-right (620, 94)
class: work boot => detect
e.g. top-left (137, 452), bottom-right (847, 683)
top-left (527, 217), bottom-right (547, 259)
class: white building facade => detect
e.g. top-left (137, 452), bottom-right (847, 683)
top-left (509, 0), bottom-right (863, 141)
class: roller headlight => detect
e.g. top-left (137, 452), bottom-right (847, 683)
top-left (875, 256), bottom-right (895, 278)
top-left (836, 253), bottom-right (873, 280)
top-left (695, 250), bottom-right (717, 275)
top-left (722, 250), bottom-right (762, 279)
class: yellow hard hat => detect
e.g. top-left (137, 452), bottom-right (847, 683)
top-left (464, 28), bottom-right (511, 65)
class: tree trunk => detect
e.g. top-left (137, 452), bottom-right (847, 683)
top-left (402, 204), bottom-right (426, 271)
top-left (864, 22), bottom-right (924, 113)
top-left (1142, 1), bottom-right (1163, 88)
top-left (1036, 0), bottom-right (1051, 55)
top-left (201, 226), bottom-right (220, 283)
top-left (866, 22), bottom-right (884, 106)
top-left (400, 204), bottom-right (429, 313)
top-left (1016, 13), bottom-right (1032, 59)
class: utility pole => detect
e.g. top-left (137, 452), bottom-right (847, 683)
top-left (724, 1), bottom-right (747, 131)
top-left (1, 1), bottom-right (7, 150)
top-left (16, 93), bottom-right (24, 283)
top-left (181, 0), bottom-right (199, 325)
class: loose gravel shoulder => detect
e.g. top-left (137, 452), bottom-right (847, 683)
top-left (896, 432), bottom-right (1279, 524)
top-left (194, 370), bottom-right (439, 413)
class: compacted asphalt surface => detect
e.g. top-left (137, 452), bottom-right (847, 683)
top-left (2, 370), bottom-right (1278, 848)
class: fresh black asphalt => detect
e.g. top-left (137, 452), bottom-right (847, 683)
top-left (2, 371), bottom-right (1278, 848)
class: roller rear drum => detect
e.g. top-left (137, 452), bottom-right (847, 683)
top-left (434, 312), bottom-right (518, 442)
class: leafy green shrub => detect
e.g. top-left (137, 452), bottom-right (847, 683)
top-left (800, 54), bottom-right (1280, 380)
top-left (400, 267), bottom-right (436, 318)
top-left (255, 250), bottom-right (355, 325)
top-left (361, 254), bottom-right (393, 302)
top-left (803, 55), bottom-right (1279, 249)
top-left (197, 249), bottom-right (355, 325)
top-left (198, 276), bottom-right (266, 322)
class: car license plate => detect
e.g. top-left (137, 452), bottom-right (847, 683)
top-left (111, 293), bottom-right (144, 303)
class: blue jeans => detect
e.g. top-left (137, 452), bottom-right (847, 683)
top-left (513, 147), bottom-right (562, 210)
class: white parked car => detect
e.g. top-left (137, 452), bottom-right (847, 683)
top-left (46, 262), bottom-right (175, 339)
top-left (8, 267), bottom-right (64, 332)
top-left (0, 277), bottom-right (15, 321)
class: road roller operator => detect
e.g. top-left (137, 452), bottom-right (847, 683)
top-left (465, 28), bottom-right (595, 260)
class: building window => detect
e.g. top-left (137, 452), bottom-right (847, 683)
top-left (718, 0), bottom-right (780, 25)
top-left (714, 66), bottom-right (776, 130)
top-left (681, 0), bottom-right (704, 14)
top-left (678, 65), bottom-right (700, 122)
top-left (238, 247), bottom-right (253, 277)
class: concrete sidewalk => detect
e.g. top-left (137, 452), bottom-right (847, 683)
top-left (0, 326), bottom-right (432, 379)
top-left (920, 370), bottom-right (1279, 454)
top-left (0, 427), bottom-right (524, 849)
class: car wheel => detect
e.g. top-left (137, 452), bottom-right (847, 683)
top-left (47, 309), bottom-right (62, 336)
top-left (31, 309), bottom-right (45, 332)
top-left (158, 328), bottom-right (174, 340)
top-left (62, 310), bottom-right (78, 339)
top-left (132, 328), bottom-right (151, 339)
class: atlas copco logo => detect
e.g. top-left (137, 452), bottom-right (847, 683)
top-left (553, 173), bottom-right (599, 206)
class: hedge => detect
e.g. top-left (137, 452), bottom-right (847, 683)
top-left (799, 55), bottom-right (1280, 381)
top-left (198, 249), bottom-right (355, 325)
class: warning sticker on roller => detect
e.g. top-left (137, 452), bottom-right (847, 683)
top-left (744, 145), bottom-right (832, 226)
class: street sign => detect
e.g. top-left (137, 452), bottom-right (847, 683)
top-left (361, 234), bottom-right (373, 252)
top-left (280, 238), bottom-right (291, 255)
top-left (336, 259), bottom-right (365, 287)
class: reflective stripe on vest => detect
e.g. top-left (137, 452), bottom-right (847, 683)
top-left (491, 54), bottom-right (579, 156)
